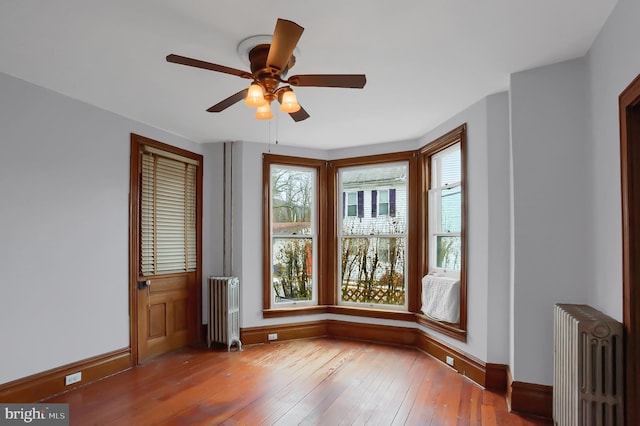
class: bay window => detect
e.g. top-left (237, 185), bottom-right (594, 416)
top-left (261, 124), bottom-right (467, 340)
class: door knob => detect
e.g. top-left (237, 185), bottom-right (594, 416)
top-left (138, 280), bottom-right (151, 289)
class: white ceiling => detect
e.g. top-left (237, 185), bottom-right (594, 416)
top-left (0, 1), bottom-right (616, 149)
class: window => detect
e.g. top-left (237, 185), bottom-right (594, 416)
top-left (345, 191), bottom-right (361, 217)
top-left (375, 189), bottom-right (390, 216)
top-left (270, 164), bottom-right (317, 306)
top-left (418, 124), bottom-right (467, 339)
top-left (338, 162), bottom-right (408, 309)
top-left (263, 155), bottom-right (327, 312)
top-left (140, 146), bottom-right (198, 275)
top-left (429, 145), bottom-right (462, 271)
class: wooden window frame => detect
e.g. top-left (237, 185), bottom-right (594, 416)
top-left (262, 154), bottom-right (329, 317)
top-left (333, 154), bottom-right (413, 312)
top-left (417, 124), bottom-right (468, 340)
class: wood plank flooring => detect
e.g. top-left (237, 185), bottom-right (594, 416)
top-left (44, 338), bottom-right (552, 425)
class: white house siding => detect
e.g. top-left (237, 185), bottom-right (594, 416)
top-left (341, 187), bottom-right (408, 235)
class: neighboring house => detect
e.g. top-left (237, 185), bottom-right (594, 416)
top-left (340, 166), bottom-right (407, 286)
top-left (341, 165), bottom-right (407, 235)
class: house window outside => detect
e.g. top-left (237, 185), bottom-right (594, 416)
top-left (346, 191), bottom-right (359, 217)
top-left (338, 162), bottom-right (408, 309)
top-left (429, 144), bottom-right (461, 271)
top-left (270, 164), bottom-right (317, 306)
top-left (377, 190), bottom-right (390, 216)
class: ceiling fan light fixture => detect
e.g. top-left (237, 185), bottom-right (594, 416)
top-left (279, 90), bottom-right (301, 113)
top-left (255, 103), bottom-right (273, 120)
top-left (244, 83), bottom-right (267, 107)
top-left (167, 18), bottom-right (366, 123)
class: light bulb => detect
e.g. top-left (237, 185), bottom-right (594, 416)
top-left (255, 103), bottom-right (273, 120)
top-left (244, 83), bottom-right (266, 107)
top-left (279, 90), bottom-right (301, 113)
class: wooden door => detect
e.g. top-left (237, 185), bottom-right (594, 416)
top-left (129, 134), bottom-right (203, 364)
top-left (620, 74), bottom-right (640, 426)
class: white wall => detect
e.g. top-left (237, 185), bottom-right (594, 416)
top-left (485, 92), bottom-right (512, 364)
top-left (509, 57), bottom-right (592, 385)
top-left (201, 141), bottom-right (225, 317)
top-left (587, 0), bottom-right (640, 320)
top-left (0, 73), bottom-right (212, 384)
top-left (505, 0), bottom-right (640, 386)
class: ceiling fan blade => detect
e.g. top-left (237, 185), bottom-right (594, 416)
top-left (167, 54), bottom-right (252, 79)
top-left (289, 106), bottom-right (310, 122)
top-left (266, 19), bottom-right (304, 72)
top-left (206, 88), bottom-right (249, 112)
top-left (288, 74), bottom-right (367, 89)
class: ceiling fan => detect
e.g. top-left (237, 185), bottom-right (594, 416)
top-left (166, 18), bottom-right (367, 122)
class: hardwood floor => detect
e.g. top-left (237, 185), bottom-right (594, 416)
top-left (45, 338), bottom-right (551, 425)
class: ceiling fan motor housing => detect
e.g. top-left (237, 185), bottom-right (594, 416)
top-left (248, 44), bottom-right (296, 101)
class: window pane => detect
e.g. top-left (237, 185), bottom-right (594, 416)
top-left (272, 238), bottom-right (313, 303)
top-left (347, 192), bottom-right (358, 217)
top-left (340, 237), bottom-right (405, 306)
top-left (378, 189), bottom-right (389, 216)
top-left (441, 186), bottom-right (461, 233)
top-left (437, 236), bottom-right (461, 270)
top-left (341, 164), bottom-right (407, 235)
top-left (440, 149), bottom-right (461, 186)
top-left (271, 166), bottom-right (313, 235)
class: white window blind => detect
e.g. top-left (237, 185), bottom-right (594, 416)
top-left (140, 148), bottom-right (198, 276)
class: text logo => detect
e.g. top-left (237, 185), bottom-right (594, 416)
top-left (1, 404), bottom-right (68, 425)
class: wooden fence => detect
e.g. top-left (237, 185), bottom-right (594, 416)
top-left (341, 285), bottom-right (405, 305)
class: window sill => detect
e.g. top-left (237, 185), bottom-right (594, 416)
top-left (263, 305), bottom-right (329, 318)
top-left (328, 305), bottom-right (416, 322)
top-left (415, 313), bottom-right (467, 342)
top-left (264, 304), bottom-right (413, 323)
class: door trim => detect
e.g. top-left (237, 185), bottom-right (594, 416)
top-left (129, 134), bottom-right (204, 365)
top-left (620, 73), bottom-right (640, 426)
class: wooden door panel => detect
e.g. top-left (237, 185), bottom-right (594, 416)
top-left (138, 273), bottom-right (195, 361)
top-left (148, 304), bottom-right (167, 339)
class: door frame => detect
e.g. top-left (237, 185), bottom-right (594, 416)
top-left (620, 73), bottom-right (640, 426)
top-left (129, 133), bottom-right (203, 365)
